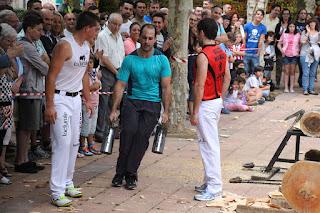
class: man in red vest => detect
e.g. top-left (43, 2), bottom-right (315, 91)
top-left (191, 18), bottom-right (231, 201)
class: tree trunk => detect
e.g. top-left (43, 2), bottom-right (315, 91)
top-left (305, 0), bottom-right (316, 13)
top-left (300, 106), bottom-right (320, 137)
top-left (246, 0), bottom-right (268, 23)
top-left (167, 0), bottom-right (192, 135)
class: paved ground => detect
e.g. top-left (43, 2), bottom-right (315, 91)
top-left (1, 83), bottom-right (320, 213)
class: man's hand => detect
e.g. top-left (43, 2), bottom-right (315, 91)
top-left (163, 37), bottom-right (173, 52)
top-left (11, 83), bottom-right (19, 94)
top-left (109, 111), bottom-right (118, 122)
top-left (7, 42), bottom-right (24, 59)
top-left (45, 106), bottom-right (57, 124)
top-left (190, 113), bottom-right (198, 126)
top-left (86, 101), bottom-right (94, 119)
top-left (161, 112), bottom-right (169, 124)
top-left (94, 49), bottom-right (104, 60)
top-left (121, 32), bottom-right (130, 38)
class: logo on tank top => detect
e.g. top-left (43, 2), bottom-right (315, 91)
top-left (74, 55), bottom-right (88, 67)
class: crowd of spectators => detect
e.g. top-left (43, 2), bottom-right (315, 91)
top-left (0, 0), bottom-right (319, 186)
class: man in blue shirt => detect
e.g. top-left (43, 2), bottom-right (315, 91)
top-left (110, 24), bottom-right (172, 190)
top-left (243, 9), bottom-right (267, 75)
top-left (144, 0), bottom-right (160, 23)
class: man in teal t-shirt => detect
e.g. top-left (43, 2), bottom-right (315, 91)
top-left (110, 24), bottom-right (172, 190)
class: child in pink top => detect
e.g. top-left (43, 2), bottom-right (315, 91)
top-left (79, 55), bottom-right (102, 156)
top-left (277, 22), bottom-right (300, 93)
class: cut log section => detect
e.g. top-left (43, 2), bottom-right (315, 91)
top-left (300, 106), bottom-right (320, 137)
top-left (282, 161), bottom-right (320, 213)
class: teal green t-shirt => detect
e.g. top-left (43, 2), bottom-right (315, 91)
top-left (117, 49), bottom-right (171, 102)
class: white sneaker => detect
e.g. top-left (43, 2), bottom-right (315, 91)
top-left (51, 195), bottom-right (73, 207)
top-left (66, 187), bottom-right (83, 198)
top-left (194, 190), bottom-right (222, 201)
top-left (290, 88), bottom-right (295, 93)
top-left (195, 183), bottom-right (207, 192)
top-left (0, 176), bottom-right (12, 185)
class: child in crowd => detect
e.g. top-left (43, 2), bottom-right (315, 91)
top-left (224, 78), bottom-right (252, 112)
top-left (220, 32), bottom-right (236, 114)
top-left (220, 32), bottom-right (236, 65)
top-left (230, 32), bottom-right (245, 70)
top-left (277, 22), bottom-right (300, 93)
top-left (231, 59), bottom-right (245, 79)
top-left (187, 40), bottom-right (202, 118)
top-left (246, 65), bottom-right (275, 101)
top-left (79, 55), bottom-right (102, 156)
top-left (262, 31), bottom-right (276, 80)
top-left (237, 76), bottom-right (259, 106)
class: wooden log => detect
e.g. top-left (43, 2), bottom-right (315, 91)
top-left (282, 161), bottom-right (320, 213)
top-left (300, 106), bottom-right (320, 137)
top-left (236, 205), bottom-right (295, 213)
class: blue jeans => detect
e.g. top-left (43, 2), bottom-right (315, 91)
top-left (300, 56), bottom-right (319, 92)
top-left (244, 53), bottom-right (260, 76)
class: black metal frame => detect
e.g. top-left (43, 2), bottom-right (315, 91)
top-left (264, 128), bottom-right (306, 173)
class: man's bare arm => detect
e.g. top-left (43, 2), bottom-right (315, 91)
top-left (215, 33), bottom-right (228, 43)
top-left (221, 61), bottom-right (231, 100)
top-left (257, 34), bottom-right (265, 56)
top-left (160, 75), bottom-right (172, 124)
top-left (110, 79), bottom-right (126, 122)
top-left (101, 56), bottom-right (118, 75)
top-left (243, 32), bottom-right (247, 47)
top-left (191, 53), bottom-right (208, 126)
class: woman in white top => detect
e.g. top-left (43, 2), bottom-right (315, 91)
top-left (229, 11), bottom-right (245, 41)
top-left (300, 18), bottom-right (320, 95)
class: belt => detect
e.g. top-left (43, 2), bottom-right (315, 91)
top-left (54, 89), bottom-right (79, 97)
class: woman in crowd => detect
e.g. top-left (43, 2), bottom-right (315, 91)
top-left (300, 18), bottom-right (320, 95)
top-left (0, 23), bottom-right (19, 184)
top-left (123, 22), bottom-right (141, 56)
top-left (275, 9), bottom-right (291, 89)
top-left (51, 11), bottom-right (64, 43)
top-left (228, 10), bottom-right (244, 39)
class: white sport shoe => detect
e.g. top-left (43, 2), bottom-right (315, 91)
top-left (66, 187), bottom-right (83, 198)
top-left (51, 195), bottom-right (73, 207)
top-left (194, 190), bottom-right (222, 201)
top-left (195, 183), bottom-right (207, 192)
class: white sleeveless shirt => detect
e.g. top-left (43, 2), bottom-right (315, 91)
top-left (55, 35), bottom-right (90, 93)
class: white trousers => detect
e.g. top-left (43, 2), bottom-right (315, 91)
top-left (196, 98), bottom-right (223, 194)
top-left (50, 93), bottom-right (82, 198)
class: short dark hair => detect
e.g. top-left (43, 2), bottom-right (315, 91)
top-left (235, 76), bottom-right (246, 84)
top-left (234, 60), bottom-right (244, 69)
top-left (193, 39), bottom-right (199, 47)
top-left (149, 0), bottom-right (159, 5)
top-left (75, 11), bottom-right (100, 31)
top-left (152, 12), bottom-right (165, 22)
top-left (212, 5), bottom-right (223, 10)
top-left (134, 0), bottom-right (147, 8)
top-left (227, 32), bottom-right (236, 42)
top-left (285, 21), bottom-right (298, 34)
top-left (140, 23), bottom-right (156, 37)
top-left (22, 11), bottom-right (43, 32)
top-left (0, 5), bottom-right (14, 11)
top-left (254, 65), bottom-right (264, 73)
top-left (236, 68), bottom-right (246, 76)
top-left (88, 6), bottom-right (99, 11)
top-left (197, 18), bottom-right (218, 40)
top-left (27, 0), bottom-right (41, 9)
top-left (271, 4), bottom-right (281, 11)
top-left (222, 15), bottom-right (230, 20)
top-left (120, 0), bottom-right (134, 7)
top-left (256, 9), bottom-right (265, 17)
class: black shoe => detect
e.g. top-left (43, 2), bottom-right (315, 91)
top-left (112, 174), bottom-right (124, 187)
top-left (15, 163), bottom-right (38, 173)
top-left (265, 96), bottom-right (275, 101)
top-left (26, 161), bottom-right (45, 170)
top-left (125, 174), bottom-right (137, 190)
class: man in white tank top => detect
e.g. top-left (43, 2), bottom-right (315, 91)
top-left (45, 11), bottom-right (101, 207)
